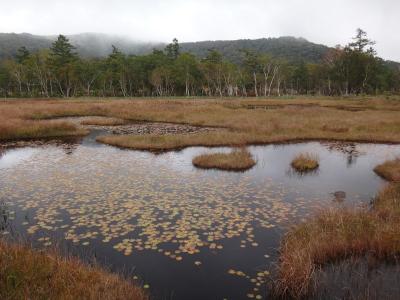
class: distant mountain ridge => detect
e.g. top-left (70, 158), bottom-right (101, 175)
top-left (0, 32), bottom-right (163, 59)
top-left (180, 37), bottom-right (329, 63)
top-left (1, 32), bottom-right (398, 66)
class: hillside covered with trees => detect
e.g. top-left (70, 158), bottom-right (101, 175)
top-left (0, 33), bottom-right (162, 60)
top-left (180, 37), bottom-right (329, 64)
top-left (0, 29), bottom-right (399, 98)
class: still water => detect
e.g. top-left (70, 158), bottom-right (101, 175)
top-left (1, 130), bottom-right (399, 300)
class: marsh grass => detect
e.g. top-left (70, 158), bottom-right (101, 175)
top-left (374, 158), bottom-right (400, 182)
top-left (0, 119), bottom-right (88, 141)
top-left (97, 132), bottom-right (246, 152)
top-left (192, 149), bottom-right (256, 171)
top-left (0, 240), bottom-right (147, 300)
top-left (291, 153), bottom-right (320, 173)
top-left (273, 184), bottom-right (400, 299)
top-left (2, 98), bottom-right (400, 146)
top-left (81, 117), bottom-right (128, 126)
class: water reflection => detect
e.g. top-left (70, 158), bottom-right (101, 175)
top-left (0, 200), bottom-right (13, 235)
top-left (321, 142), bottom-right (366, 167)
top-left (0, 137), bottom-right (400, 300)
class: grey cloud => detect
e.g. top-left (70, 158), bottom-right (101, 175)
top-left (1, 0), bottom-right (399, 61)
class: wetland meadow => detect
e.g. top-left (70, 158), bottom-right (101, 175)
top-left (1, 97), bottom-right (400, 299)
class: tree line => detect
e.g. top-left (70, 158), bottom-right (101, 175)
top-left (0, 29), bottom-right (399, 98)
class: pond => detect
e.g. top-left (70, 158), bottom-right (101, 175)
top-left (1, 128), bottom-right (399, 300)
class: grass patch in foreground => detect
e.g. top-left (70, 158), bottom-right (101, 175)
top-left (374, 158), bottom-right (400, 182)
top-left (291, 153), bottom-right (319, 173)
top-left (273, 184), bottom-right (400, 299)
top-left (192, 149), bottom-right (256, 171)
top-left (0, 240), bottom-right (147, 300)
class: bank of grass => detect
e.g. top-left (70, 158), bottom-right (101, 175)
top-left (374, 158), bottom-right (400, 182)
top-left (0, 119), bottom-right (88, 141)
top-left (81, 117), bottom-right (127, 126)
top-left (192, 149), bottom-right (256, 171)
top-left (0, 240), bottom-right (147, 300)
top-left (291, 153), bottom-right (319, 172)
top-left (273, 183), bottom-right (400, 299)
top-left (2, 97), bottom-right (400, 146)
top-left (97, 132), bottom-right (247, 152)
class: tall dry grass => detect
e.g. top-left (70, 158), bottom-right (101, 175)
top-left (273, 184), bottom-right (400, 299)
top-left (374, 158), bottom-right (400, 182)
top-left (0, 240), bottom-right (147, 300)
top-left (0, 119), bottom-right (88, 141)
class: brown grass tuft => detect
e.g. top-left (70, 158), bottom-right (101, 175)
top-left (273, 184), bottom-right (400, 299)
top-left (192, 149), bottom-right (256, 171)
top-left (0, 240), bottom-right (147, 300)
top-left (374, 158), bottom-right (400, 182)
top-left (291, 153), bottom-right (320, 172)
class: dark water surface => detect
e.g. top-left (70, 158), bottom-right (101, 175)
top-left (1, 130), bottom-right (400, 300)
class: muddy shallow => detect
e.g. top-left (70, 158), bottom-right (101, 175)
top-left (1, 129), bottom-right (400, 300)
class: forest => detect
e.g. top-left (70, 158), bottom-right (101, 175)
top-left (0, 29), bottom-right (399, 98)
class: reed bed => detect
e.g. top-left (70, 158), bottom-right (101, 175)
top-left (0, 240), bottom-right (147, 300)
top-left (273, 184), bottom-right (400, 299)
top-left (374, 158), bottom-right (400, 182)
top-left (1, 98), bottom-right (400, 147)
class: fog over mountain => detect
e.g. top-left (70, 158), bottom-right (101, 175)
top-left (0, 32), bottom-right (163, 59)
top-left (0, 32), bottom-right (332, 64)
top-left (1, 0), bottom-right (399, 61)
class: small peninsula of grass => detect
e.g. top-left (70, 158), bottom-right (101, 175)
top-left (96, 132), bottom-right (247, 152)
top-left (273, 183), bottom-right (400, 299)
top-left (81, 117), bottom-right (127, 126)
top-left (192, 149), bottom-right (256, 171)
top-left (0, 241), bottom-right (147, 300)
top-left (374, 158), bottom-right (400, 182)
top-left (0, 120), bottom-right (88, 142)
top-left (291, 153), bottom-right (319, 172)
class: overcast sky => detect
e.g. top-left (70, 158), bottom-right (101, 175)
top-left (1, 0), bottom-right (399, 61)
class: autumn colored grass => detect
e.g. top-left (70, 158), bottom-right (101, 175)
top-left (374, 158), bottom-right (400, 182)
top-left (192, 149), bottom-right (256, 171)
top-left (273, 184), bottom-right (400, 299)
top-left (0, 240), bottom-right (147, 300)
top-left (2, 97), bottom-right (400, 147)
top-left (80, 117), bottom-right (127, 126)
top-left (291, 153), bottom-right (319, 172)
top-left (0, 119), bottom-right (88, 141)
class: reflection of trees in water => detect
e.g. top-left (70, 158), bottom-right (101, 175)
top-left (60, 143), bottom-right (79, 155)
top-left (286, 167), bottom-right (320, 178)
top-left (331, 191), bottom-right (346, 203)
top-left (0, 199), bottom-right (12, 233)
top-left (0, 147), bottom-right (5, 159)
top-left (322, 142), bottom-right (366, 167)
top-left (0, 138), bottom-right (81, 156)
top-left (313, 257), bottom-right (400, 300)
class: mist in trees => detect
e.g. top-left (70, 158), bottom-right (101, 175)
top-left (0, 30), bottom-right (399, 98)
